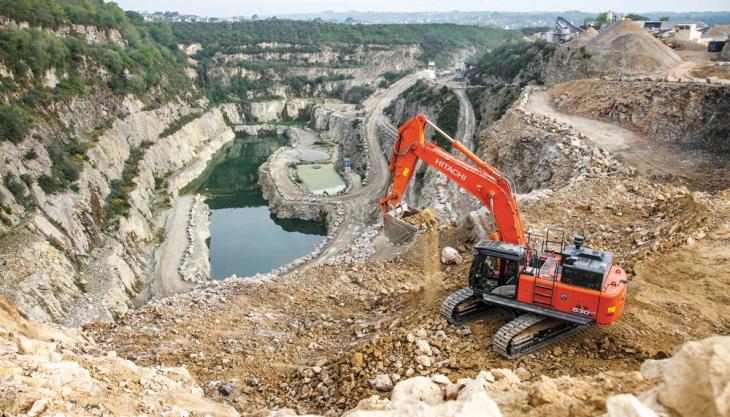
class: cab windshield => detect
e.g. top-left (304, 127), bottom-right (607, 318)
top-left (470, 254), bottom-right (519, 289)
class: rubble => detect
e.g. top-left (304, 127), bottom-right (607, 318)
top-left (86, 168), bottom-right (730, 417)
top-left (0, 296), bottom-right (238, 417)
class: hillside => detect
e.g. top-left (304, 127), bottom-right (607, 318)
top-left (172, 21), bottom-right (520, 103)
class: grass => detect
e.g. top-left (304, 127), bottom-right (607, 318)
top-left (160, 112), bottom-right (203, 138)
top-left (104, 141), bottom-right (153, 225)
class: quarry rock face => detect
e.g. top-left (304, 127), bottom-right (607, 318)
top-left (385, 80), bottom-right (475, 225)
top-left (477, 87), bottom-right (629, 193)
top-left (208, 44), bottom-right (421, 99)
top-left (249, 100), bottom-right (287, 122)
top-left (549, 80), bottom-right (730, 153)
top-left (0, 99), bottom-right (236, 326)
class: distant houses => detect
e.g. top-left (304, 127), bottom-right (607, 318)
top-left (533, 13), bottom-right (727, 53)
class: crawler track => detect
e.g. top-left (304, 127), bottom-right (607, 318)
top-left (441, 288), bottom-right (590, 359)
top-left (493, 314), bottom-right (589, 359)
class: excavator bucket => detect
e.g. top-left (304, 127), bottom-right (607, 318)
top-left (382, 204), bottom-right (420, 244)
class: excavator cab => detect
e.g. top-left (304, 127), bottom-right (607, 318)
top-left (469, 240), bottom-right (525, 296)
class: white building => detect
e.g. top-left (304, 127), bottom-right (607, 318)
top-left (675, 23), bottom-right (704, 42)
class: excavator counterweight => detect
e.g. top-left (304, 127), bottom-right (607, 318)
top-left (379, 114), bottom-right (627, 359)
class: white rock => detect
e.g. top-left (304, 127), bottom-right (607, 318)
top-left (607, 395), bottom-right (659, 417)
top-left (370, 374), bottom-right (394, 392)
top-left (440, 247), bottom-right (462, 265)
top-left (431, 374), bottom-right (451, 385)
top-left (656, 336), bottom-right (730, 417)
top-left (390, 376), bottom-right (443, 406)
top-left (415, 339), bottom-right (432, 356)
top-left (415, 355), bottom-right (432, 368)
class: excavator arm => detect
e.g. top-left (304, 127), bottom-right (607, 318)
top-left (378, 114), bottom-right (527, 246)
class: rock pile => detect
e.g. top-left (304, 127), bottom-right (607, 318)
top-left (7, 277), bottom-right (727, 417)
top-left (0, 296), bottom-right (238, 416)
top-left (520, 175), bottom-right (710, 274)
top-left (244, 336), bottom-right (729, 417)
top-left (333, 223), bottom-right (382, 263)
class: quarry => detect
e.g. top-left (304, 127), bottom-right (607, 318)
top-left (1, 3), bottom-right (729, 417)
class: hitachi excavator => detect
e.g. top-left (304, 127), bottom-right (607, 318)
top-left (378, 114), bottom-right (627, 359)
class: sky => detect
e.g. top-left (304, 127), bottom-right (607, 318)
top-left (115, 0), bottom-right (730, 17)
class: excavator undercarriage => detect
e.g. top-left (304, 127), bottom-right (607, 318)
top-left (440, 287), bottom-right (588, 359)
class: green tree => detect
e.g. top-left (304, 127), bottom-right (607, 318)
top-left (595, 12), bottom-right (609, 27)
top-left (149, 21), bottom-right (176, 49)
top-left (625, 13), bottom-right (650, 21)
top-left (0, 106), bottom-right (28, 143)
top-left (660, 16), bottom-right (670, 21)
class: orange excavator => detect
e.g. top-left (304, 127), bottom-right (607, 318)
top-left (379, 114), bottom-right (627, 359)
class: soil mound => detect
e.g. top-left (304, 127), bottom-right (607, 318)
top-left (585, 20), bottom-right (683, 74)
top-left (567, 26), bottom-right (599, 47)
top-left (706, 24), bottom-right (730, 40)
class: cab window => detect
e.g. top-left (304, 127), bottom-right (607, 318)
top-left (471, 254), bottom-right (519, 286)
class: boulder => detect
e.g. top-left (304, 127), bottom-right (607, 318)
top-left (343, 375), bottom-right (502, 417)
top-left (607, 395), bottom-right (659, 417)
top-left (440, 247), bottom-right (462, 265)
top-left (656, 336), bottom-right (730, 417)
top-left (390, 376), bottom-right (443, 406)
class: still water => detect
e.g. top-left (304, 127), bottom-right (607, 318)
top-left (186, 135), bottom-right (326, 279)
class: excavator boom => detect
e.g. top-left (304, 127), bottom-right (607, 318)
top-left (379, 114), bottom-right (526, 246)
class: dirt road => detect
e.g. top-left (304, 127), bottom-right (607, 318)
top-left (526, 89), bottom-right (712, 187)
top-left (138, 195), bottom-right (195, 302)
top-left (314, 72), bottom-right (428, 262)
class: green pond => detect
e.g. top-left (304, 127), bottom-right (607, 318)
top-left (296, 163), bottom-right (346, 195)
top-left (185, 135), bottom-right (326, 279)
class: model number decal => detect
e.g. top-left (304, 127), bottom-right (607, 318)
top-left (572, 307), bottom-right (595, 316)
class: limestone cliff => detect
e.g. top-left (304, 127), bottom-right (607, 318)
top-left (0, 99), bottom-right (235, 326)
top-left (202, 43), bottom-right (422, 101)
